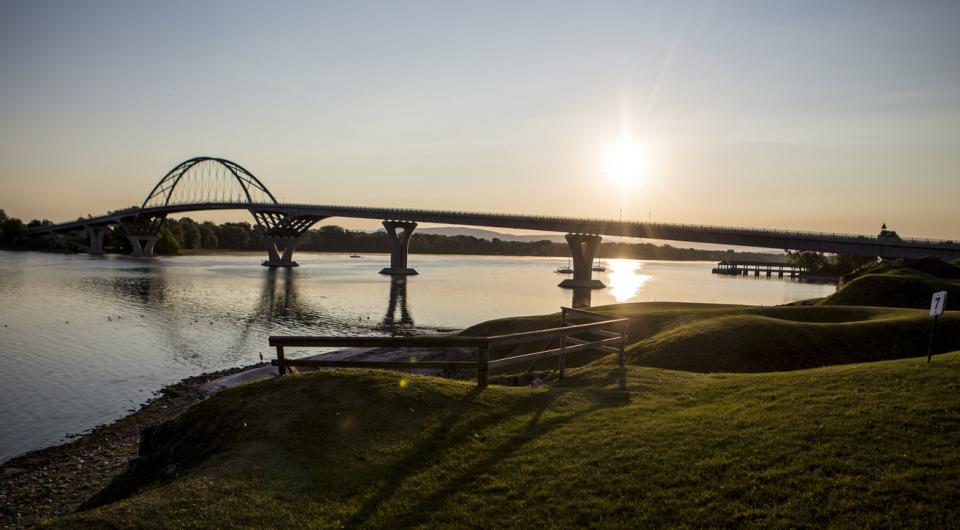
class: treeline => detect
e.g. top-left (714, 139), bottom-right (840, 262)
top-left (0, 209), bottom-right (783, 262)
top-left (0, 209), bottom-right (50, 250)
top-left (785, 250), bottom-right (876, 276)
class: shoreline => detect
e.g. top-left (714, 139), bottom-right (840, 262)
top-left (0, 341), bottom-right (475, 528)
top-left (0, 362), bottom-right (267, 528)
top-left (1, 247), bottom-right (785, 263)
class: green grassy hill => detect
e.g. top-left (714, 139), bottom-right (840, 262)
top-left (821, 258), bottom-right (960, 309)
top-left (465, 303), bottom-right (960, 374)
top-left (59, 353), bottom-right (960, 528)
top-left (821, 272), bottom-right (960, 308)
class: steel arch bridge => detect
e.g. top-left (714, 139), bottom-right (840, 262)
top-left (141, 157), bottom-right (278, 208)
top-left (27, 156), bottom-right (960, 288)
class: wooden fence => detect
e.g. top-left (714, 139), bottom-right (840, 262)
top-left (269, 307), bottom-right (629, 387)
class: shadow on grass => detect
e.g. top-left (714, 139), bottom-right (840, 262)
top-left (348, 370), bottom-right (630, 527)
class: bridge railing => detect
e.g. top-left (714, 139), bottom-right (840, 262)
top-left (272, 202), bottom-right (960, 248)
top-left (29, 200), bottom-right (960, 249)
top-left (268, 307), bottom-right (629, 387)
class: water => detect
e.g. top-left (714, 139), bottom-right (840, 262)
top-left (0, 250), bottom-right (834, 463)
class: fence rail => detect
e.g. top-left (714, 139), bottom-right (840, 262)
top-left (269, 307), bottom-right (629, 387)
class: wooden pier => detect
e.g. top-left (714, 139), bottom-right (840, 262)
top-left (712, 260), bottom-right (807, 278)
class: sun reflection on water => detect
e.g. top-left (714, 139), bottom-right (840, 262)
top-left (605, 259), bottom-right (652, 302)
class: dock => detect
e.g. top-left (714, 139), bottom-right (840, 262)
top-left (712, 260), bottom-right (807, 278)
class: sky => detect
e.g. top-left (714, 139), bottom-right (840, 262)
top-left (1, 0), bottom-right (959, 238)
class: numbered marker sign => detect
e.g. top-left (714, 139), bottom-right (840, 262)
top-left (930, 291), bottom-right (947, 317)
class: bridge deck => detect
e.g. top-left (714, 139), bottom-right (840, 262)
top-left (26, 201), bottom-right (960, 260)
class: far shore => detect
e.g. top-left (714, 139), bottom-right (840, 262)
top-left (3, 246), bottom-right (783, 263)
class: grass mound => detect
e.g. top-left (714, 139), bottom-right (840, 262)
top-left (465, 303), bottom-right (959, 374)
top-left (60, 354), bottom-right (960, 528)
top-left (822, 271), bottom-right (960, 309)
top-left (630, 310), bottom-right (957, 373)
top-left (816, 257), bottom-right (960, 309)
top-left (845, 257), bottom-right (960, 282)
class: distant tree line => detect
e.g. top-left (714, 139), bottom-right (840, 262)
top-left (785, 250), bottom-right (876, 276)
top-left (0, 208), bottom-right (784, 262)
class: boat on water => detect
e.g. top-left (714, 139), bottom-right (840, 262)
top-left (555, 257), bottom-right (574, 274)
top-left (349, 255), bottom-right (363, 259)
top-left (591, 258), bottom-right (606, 272)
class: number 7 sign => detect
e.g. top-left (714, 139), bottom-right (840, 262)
top-left (930, 291), bottom-right (947, 317)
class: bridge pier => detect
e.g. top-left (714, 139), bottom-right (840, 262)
top-left (262, 236), bottom-right (300, 267)
top-left (127, 235), bottom-right (158, 257)
top-left (379, 220), bottom-right (418, 276)
top-left (50, 233), bottom-right (71, 251)
top-left (558, 233), bottom-right (605, 289)
top-left (85, 226), bottom-right (109, 255)
top-left (571, 287), bottom-right (593, 308)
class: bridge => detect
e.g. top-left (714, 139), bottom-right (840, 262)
top-left (27, 157), bottom-right (960, 289)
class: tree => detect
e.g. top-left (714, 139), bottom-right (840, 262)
top-left (1, 217), bottom-right (26, 247)
top-left (154, 226), bottom-right (180, 255)
top-left (166, 221), bottom-right (185, 247)
top-left (786, 251), bottom-right (829, 272)
top-left (178, 218), bottom-right (202, 249)
top-left (200, 222), bottom-right (219, 250)
top-left (218, 222), bottom-right (251, 249)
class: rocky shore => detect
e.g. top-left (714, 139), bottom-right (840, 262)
top-left (0, 341), bottom-right (555, 528)
top-left (0, 363), bottom-right (267, 529)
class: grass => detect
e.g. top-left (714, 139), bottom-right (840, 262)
top-left (465, 302), bottom-right (960, 374)
top-left (819, 258), bottom-right (960, 309)
top-left (821, 272), bottom-right (960, 309)
top-left (58, 352), bottom-right (960, 528)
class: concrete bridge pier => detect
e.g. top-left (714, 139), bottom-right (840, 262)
top-left (262, 236), bottom-right (300, 267)
top-left (50, 233), bottom-right (71, 251)
top-left (558, 233), bottom-right (605, 289)
top-left (380, 220), bottom-right (418, 275)
top-left (85, 226), bottom-right (109, 255)
top-left (119, 214), bottom-right (164, 258)
top-left (571, 287), bottom-right (593, 308)
top-left (127, 235), bottom-right (158, 257)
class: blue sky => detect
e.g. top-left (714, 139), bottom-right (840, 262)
top-left (2, 1), bottom-right (958, 237)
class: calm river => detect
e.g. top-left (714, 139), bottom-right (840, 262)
top-left (0, 250), bottom-right (834, 463)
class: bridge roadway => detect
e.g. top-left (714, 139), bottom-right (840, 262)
top-left (28, 200), bottom-right (960, 265)
top-left (27, 156), bottom-right (960, 289)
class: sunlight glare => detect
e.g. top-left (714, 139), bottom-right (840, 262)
top-left (603, 138), bottom-right (650, 186)
top-left (606, 259), bottom-right (652, 302)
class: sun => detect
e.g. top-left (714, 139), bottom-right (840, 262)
top-left (603, 138), bottom-right (650, 186)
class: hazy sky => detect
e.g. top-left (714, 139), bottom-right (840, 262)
top-left (2, 1), bottom-right (958, 238)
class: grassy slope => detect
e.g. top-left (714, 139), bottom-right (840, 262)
top-left (60, 353), bottom-right (960, 528)
top-left (823, 258), bottom-right (960, 309)
top-left (464, 303), bottom-right (960, 374)
top-left (821, 271), bottom-right (960, 309)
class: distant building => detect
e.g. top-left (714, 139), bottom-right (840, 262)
top-left (878, 223), bottom-right (901, 240)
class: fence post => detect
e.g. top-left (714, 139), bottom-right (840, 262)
top-left (561, 307), bottom-right (567, 326)
top-left (477, 344), bottom-right (489, 388)
top-left (618, 322), bottom-right (627, 369)
top-left (276, 345), bottom-right (286, 376)
top-left (559, 334), bottom-right (566, 379)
